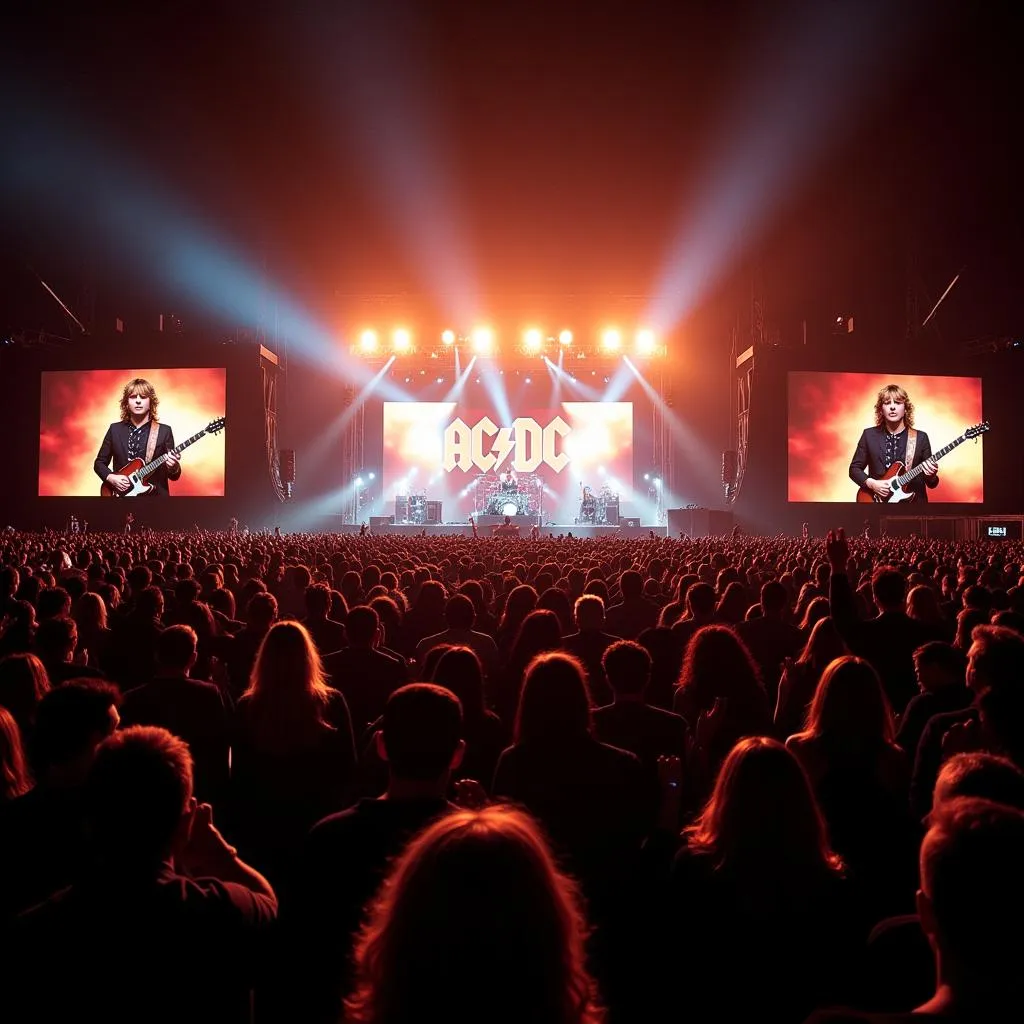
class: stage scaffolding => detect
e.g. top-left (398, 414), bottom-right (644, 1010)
top-left (341, 386), bottom-right (365, 525)
top-left (260, 344), bottom-right (288, 503)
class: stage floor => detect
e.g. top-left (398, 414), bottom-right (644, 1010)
top-left (321, 522), bottom-right (666, 538)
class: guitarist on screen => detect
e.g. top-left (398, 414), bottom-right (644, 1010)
top-left (849, 384), bottom-right (938, 502)
top-left (94, 378), bottom-right (182, 496)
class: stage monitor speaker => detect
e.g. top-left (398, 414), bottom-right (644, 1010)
top-left (604, 502), bottom-right (619, 525)
top-left (622, 517), bottom-right (641, 528)
top-left (395, 496), bottom-right (409, 522)
top-left (369, 516), bottom-right (394, 532)
top-left (667, 507), bottom-right (735, 538)
top-left (426, 500), bottom-right (443, 524)
top-left (279, 449), bottom-right (296, 484)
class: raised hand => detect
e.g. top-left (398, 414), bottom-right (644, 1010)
top-left (825, 528), bottom-right (850, 571)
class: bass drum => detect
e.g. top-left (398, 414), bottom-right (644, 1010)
top-left (487, 492), bottom-right (532, 516)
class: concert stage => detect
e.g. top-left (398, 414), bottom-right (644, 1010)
top-left (319, 521), bottom-right (666, 539)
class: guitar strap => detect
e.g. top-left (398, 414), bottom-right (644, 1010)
top-left (144, 421), bottom-right (160, 464)
top-left (904, 428), bottom-right (918, 473)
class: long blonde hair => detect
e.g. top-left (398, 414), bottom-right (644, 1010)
top-left (347, 806), bottom-right (604, 1024)
top-left (119, 377), bottom-right (160, 423)
top-left (244, 621), bottom-right (332, 746)
top-left (873, 384), bottom-right (914, 428)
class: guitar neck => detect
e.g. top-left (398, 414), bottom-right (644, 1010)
top-left (895, 434), bottom-right (966, 487)
top-left (139, 430), bottom-right (207, 478)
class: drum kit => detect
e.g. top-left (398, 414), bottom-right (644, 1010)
top-left (577, 484), bottom-right (619, 525)
top-left (474, 472), bottom-right (542, 517)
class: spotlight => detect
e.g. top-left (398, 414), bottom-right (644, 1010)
top-left (525, 376), bottom-right (532, 384)
top-left (441, 329), bottom-right (456, 345)
top-left (523, 328), bottom-right (542, 353)
top-left (636, 329), bottom-right (657, 355)
top-left (559, 330), bottom-right (573, 346)
top-left (359, 330), bottom-right (378, 354)
top-left (354, 476), bottom-right (364, 486)
top-left (601, 328), bottom-right (621, 351)
top-left (643, 473), bottom-right (650, 481)
top-left (436, 376), bottom-right (444, 384)
top-left (368, 472), bottom-right (376, 481)
top-left (404, 376), bottom-right (411, 383)
top-left (392, 328), bottom-right (412, 353)
top-left (472, 326), bottom-right (494, 354)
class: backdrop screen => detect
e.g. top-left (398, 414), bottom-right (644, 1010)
top-left (40, 368), bottom-right (227, 496)
top-left (382, 401), bottom-right (633, 522)
top-left (788, 372), bottom-right (984, 503)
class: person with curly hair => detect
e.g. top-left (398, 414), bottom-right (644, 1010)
top-left (93, 377), bottom-right (181, 496)
top-left (849, 383), bottom-right (939, 502)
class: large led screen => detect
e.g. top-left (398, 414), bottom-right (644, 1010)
top-left (382, 402), bottom-right (633, 523)
top-left (40, 368), bottom-right (227, 497)
top-left (788, 372), bottom-right (984, 503)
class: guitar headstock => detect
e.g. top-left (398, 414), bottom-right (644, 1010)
top-left (206, 417), bottom-right (227, 435)
top-left (965, 421), bottom-right (990, 439)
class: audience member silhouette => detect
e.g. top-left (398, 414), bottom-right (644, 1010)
top-left (346, 805), bottom-right (604, 1024)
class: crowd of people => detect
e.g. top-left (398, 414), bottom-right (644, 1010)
top-left (2, 525), bottom-right (1023, 1023)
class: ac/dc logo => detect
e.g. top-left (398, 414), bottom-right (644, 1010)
top-left (443, 416), bottom-right (571, 473)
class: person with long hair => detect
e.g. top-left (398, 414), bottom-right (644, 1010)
top-left (787, 655), bottom-right (917, 918)
top-left (669, 737), bottom-right (851, 1021)
top-left (849, 382), bottom-right (939, 502)
top-left (493, 653), bottom-right (646, 893)
top-left (346, 805), bottom-right (604, 1024)
top-left (0, 706), bottom-right (31, 801)
top-left (431, 645), bottom-right (506, 786)
top-left (228, 621), bottom-right (356, 885)
top-left (493, 608), bottom-right (564, 724)
top-left (72, 591), bottom-right (112, 671)
top-left (774, 617), bottom-right (849, 738)
top-left (0, 652), bottom-right (51, 742)
top-left (93, 376), bottom-right (182, 496)
top-left (673, 625), bottom-right (772, 792)
top-left (496, 583), bottom-right (539, 659)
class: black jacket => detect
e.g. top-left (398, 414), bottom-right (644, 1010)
top-left (94, 421), bottom-right (181, 495)
top-left (849, 426), bottom-right (938, 501)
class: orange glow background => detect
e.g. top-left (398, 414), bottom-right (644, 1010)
top-left (39, 368), bottom-right (227, 496)
top-left (788, 372), bottom-right (984, 503)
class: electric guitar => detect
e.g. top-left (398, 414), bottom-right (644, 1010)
top-left (100, 418), bottom-right (226, 497)
top-left (856, 421), bottom-right (989, 503)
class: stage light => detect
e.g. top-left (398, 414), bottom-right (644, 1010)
top-left (441, 329), bottom-right (456, 345)
top-left (525, 376), bottom-right (532, 384)
top-left (404, 376), bottom-right (411, 383)
top-left (602, 328), bottom-right (621, 351)
top-left (436, 376), bottom-right (444, 384)
top-left (472, 326), bottom-right (494, 354)
top-left (644, 473), bottom-right (650, 481)
top-left (653, 477), bottom-right (662, 486)
top-left (502, 501), bottom-right (518, 517)
top-left (368, 472), bottom-right (376, 481)
top-left (359, 330), bottom-right (378, 354)
top-left (523, 328), bottom-right (542, 352)
top-left (392, 328), bottom-right (412, 352)
top-left (636, 329), bottom-right (657, 355)
top-left (355, 476), bottom-right (364, 486)
top-left (559, 330), bottom-right (573, 346)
